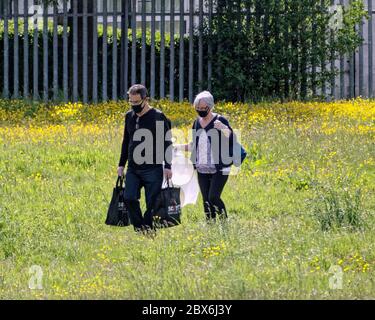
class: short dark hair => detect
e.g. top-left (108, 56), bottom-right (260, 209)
top-left (127, 84), bottom-right (149, 99)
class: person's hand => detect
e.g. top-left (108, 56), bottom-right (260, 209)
top-left (117, 166), bottom-right (125, 177)
top-left (164, 168), bottom-right (173, 180)
top-left (174, 143), bottom-right (191, 152)
top-left (214, 120), bottom-right (231, 137)
top-left (173, 144), bottom-right (185, 152)
top-left (214, 119), bottom-right (228, 130)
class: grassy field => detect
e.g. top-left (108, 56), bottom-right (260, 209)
top-left (0, 98), bottom-right (374, 299)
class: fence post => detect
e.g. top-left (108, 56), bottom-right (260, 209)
top-left (160, 0), bottom-right (166, 98)
top-left (170, 0), bottom-right (175, 101)
top-left (358, 0), bottom-right (364, 97)
top-left (72, 0), bottom-right (78, 102)
top-left (339, 0), bottom-right (345, 98)
top-left (63, 0), bottom-right (69, 102)
top-left (13, 0), bottom-right (20, 99)
top-left (83, 0), bottom-right (89, 104)
top-left (2, 0), bottom-right (9, 99)
top-left (179, 0), bottom-right (185, 102)
top-left (188, 0), bottom-right (194, 103)
top-left (151, 0), bottom-right (156, 98)
top-left (113, 0), bottom-right (118, 101)
top-left (53, 3), bottom-right (59, 101)
top-left (208, 0), bottom-right (213, 92)
top-left (131, 0), bottom-right (137, 86)
top-left (43, 2), bottom-right (49, 102)
top-left (141, 0), bottom-right (146, 86)
top-left (23, 0), bottom-right (29, 99)
top-left (123, 0), bottom-right (130, 97)
top-left (329, 0), bottom-right (335, 100)
top-left (369, 0), bottom-right (373, 98)
top-left (33, 0), bottom-right (39, 101)
top-left (198, 0), bottom-right (203, 93)
top-left (102, 0), bottom-right (108, 101)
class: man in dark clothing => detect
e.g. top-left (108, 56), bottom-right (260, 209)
top-left (117, 84), bottom-right (173, 233)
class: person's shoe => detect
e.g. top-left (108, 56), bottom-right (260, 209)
top-left (143, 226), bottom-right (157, 239)
top-left (134, 226), bottom-right (144, 234)
top-left (205, 214), bottom-right (216, 225)
top-left (217, 209), bottom-right (228, 222)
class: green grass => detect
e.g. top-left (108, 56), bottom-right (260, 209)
top-left (0, 100), bottom-right (374, 299)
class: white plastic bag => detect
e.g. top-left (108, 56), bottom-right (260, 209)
top-left (179, 170), bottom-right (199, 207)
top-left (169, 150), bottom-right (199, 207)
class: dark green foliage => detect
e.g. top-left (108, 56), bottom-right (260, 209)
top-left (0, 0), bottom-right (368, 103)
top-left (206, 0), bottom-right (368, 102)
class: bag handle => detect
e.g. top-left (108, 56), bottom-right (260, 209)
top-left (161, 178), bottom-right (175, 202)
top-left (167, 178), bottom-right (177, 203)
top-left (164, 177), bottom-right (175, 189)
top-left (116, 175), bottom-right (125, 188)
top-left (167, 178), bottom-right (173, 188)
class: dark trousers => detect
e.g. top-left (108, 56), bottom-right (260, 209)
top-left (123, 165), bottom-right (163, 230)
top-left (197, 171), bottom-right (229, 220)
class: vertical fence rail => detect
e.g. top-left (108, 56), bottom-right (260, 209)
top-left (102, 0), bottom-right (108, 101)
top-left (43, 3), bottom-right (48, 102)
top-left (3, 1), bottom-right (9, 99)
top-left (160, 0), bottom-right (166, 99)
top-left (53, 3), bottom-right (59, 100)
top-left (33, 1), bottom-right (38, 101)
top-left (83, 0), bottom-right (88, 103)
top-left (170, 0), bottom-right (175, 101)
top-left (124, 0), bottom-right (129, 97)
top-left (23, 0), bottom-right (29, 99)
top-left (179, 0), bottom-right (185, 102)
top-left (330, 0), bottom-right (335, 99)
top-left (369, 0), bottom-right (373, 98)
top-left (339, 0), bottom-right (345, 98)
top-left (93, 0), bottom-right (98, 103)
top-left (1, 0), bottom-right (374, 103)
top-left (13, 0), bottom-right (19, 99)
top-left (150, 0), bottom-right (156, 98)
top-left (72, 0), bottom-right (78, 102)
top-left (63, 0), bottom-right (68, 102)
top-left (113, 0), bottom-right (118, 101)
top-left (188, 0), bottom-right (194, 103)
top-left (320, 0), bottom-right (326, 98)
top-left (198, 0), bottom-right (203, 93)
top-left (359, 2), bottom-right (364, 97)
top-left (141, 0), bottom-right (146, 86)
top-left (131, 0), bottom-right (136, 85)
top-left (208, 0), bottom-right (212, 92)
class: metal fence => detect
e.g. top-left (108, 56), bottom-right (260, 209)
top-left (330, 0), bottom-right (374, 100)
top-left (0, 0), bottom-right (374, 103)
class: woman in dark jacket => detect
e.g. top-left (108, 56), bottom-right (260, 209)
top-left (174, 91), bottom-right (235, 221)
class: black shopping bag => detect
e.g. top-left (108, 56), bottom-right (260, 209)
top-left (153, 179), bottom-right (182, 228)
top-left (105, 175), bottom-right (131, 227)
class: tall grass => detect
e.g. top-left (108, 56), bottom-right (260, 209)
top-left (0, 98), bottom-right (374, 299)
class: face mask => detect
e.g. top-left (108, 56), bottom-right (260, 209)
top-left (196, 108), bottom-right (209, 118)
top-left (131, 99), bottom-right (144, 114)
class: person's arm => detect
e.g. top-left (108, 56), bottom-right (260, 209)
top-left (174, 142), bottom-right (193, 152)
top-left (163, 114), bottom-right (173, 170)
top-left (118, 113), bottom-right (130, 168)
top-left (174, 119), bottom-right (196, 152)
top-left (214, 116), bottom-right (233, 139)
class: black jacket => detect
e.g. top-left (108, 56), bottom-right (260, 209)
top-left (118, 108), bottom-right (172, 170)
